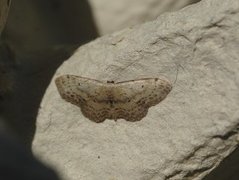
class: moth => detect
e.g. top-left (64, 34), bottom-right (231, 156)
top-left (55, 75), bottom-right (172, 123)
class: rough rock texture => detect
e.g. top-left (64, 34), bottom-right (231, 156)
top-left (33, 0), bottom-right (239, 179)
top-left (88, 0), bottom-right (200, 35)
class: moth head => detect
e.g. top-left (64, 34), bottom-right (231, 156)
top-left (107, 80), bottom-right (115, 84)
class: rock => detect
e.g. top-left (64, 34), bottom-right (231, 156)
top-left (33, 0), bottom-right (239, 179)
top-left (88, 0), bottom-right (201, 35)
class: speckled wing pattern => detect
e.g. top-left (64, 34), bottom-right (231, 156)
top-left (55, 75), bottom-right (172, 123)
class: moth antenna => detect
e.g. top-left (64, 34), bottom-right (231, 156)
top-left (173, 63), bottom-right (185, 85)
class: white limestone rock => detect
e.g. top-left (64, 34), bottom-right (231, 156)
top-left (88, 0), bottom-right (200, 35)
top-left (33, 0), bottom-right (239, 179)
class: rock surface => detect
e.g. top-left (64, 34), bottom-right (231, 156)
top-left (88, 0), bottom-right (200, 35)
top-left (33, 0), bottom-right (239, 179)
